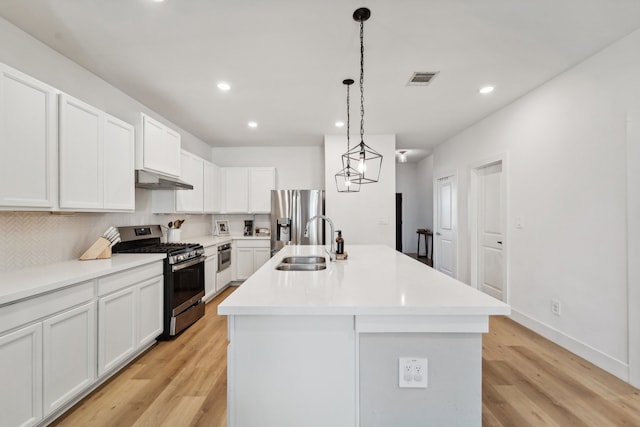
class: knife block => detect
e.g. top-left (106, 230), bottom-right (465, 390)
top-left (80, 237), bottom-right (112, 260)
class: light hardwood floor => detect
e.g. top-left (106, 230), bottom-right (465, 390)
top-left (52, 286), bottom-right (640, 426)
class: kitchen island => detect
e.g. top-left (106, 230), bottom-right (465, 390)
top-left (218, 244), bottom-right (510, 427)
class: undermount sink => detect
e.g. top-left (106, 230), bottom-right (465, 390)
top-left (275, 263), bottom-right (327, 271)
top-left (280, 256), bottom-right (326, 264)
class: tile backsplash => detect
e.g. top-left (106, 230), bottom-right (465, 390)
top-left (0, 186), bottom-right (278, 272)
top-left (0, 209), bottom-right (212, 272)
top-left (213, 214), bottom-right (271, 236)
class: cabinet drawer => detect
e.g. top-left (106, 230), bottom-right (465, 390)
top-left (204, 246), bottom-right (217, 257)
top-left (235, 239), bottom-right (270, 249)
top-left (98, 262), bottom-right (163, 296)
top-left (0, 281), bottom-right (94, 336)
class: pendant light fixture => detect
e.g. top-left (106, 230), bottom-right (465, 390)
top-left (335, 79), bottom-right (362, 192)
top-left (342, 7), bottom-right (383, 185)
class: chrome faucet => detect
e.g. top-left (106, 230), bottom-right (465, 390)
top-left (304, 215), bottom-right (335, 261)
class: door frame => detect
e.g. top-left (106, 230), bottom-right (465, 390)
top-left (433, 171), bottom-right (458, 278)
top-left (395, 193), bottom-right (403, 252)
top-left (626, 112), bottom-right (640, 387)
top-left (469, 154), bottom-right (509, 303)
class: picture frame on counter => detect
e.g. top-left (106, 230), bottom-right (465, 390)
top-left (216, 220), bottom-right (230, 235)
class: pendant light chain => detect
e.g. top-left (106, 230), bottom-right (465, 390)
top-left (359, 17), bottom-right (365, 144)
top-left (335, 78), bottom-right (360, 193)
top-left (338, 7), bottom-right (381, 188)
top-left (346, 80), bottom-right (351, 160)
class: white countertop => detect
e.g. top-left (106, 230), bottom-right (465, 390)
top-left (218, 245), bottom-right (511, 316)
top-left (0, 253), bottom-right (166, 306)
top-left (0, 234), bottom-right (272, 306)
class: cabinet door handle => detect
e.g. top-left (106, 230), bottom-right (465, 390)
top-left (497, 241), bottom-right (502, 244)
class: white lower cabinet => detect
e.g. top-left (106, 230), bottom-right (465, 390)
top-left (138, 277), bottom-right (164, 346)
top-left (235, 247), bottom-right (254, 281)
top-left (234, 239), bottom-right (271, 281)
top-left (0, 323), bottom-right (42, 427)
top-left (43, 302), bottom-right (96, 416)
top-left (0, 261), bottom-right (163, 426)
top-left (204, 246), bottom-right (219, 302)
top-left (98, 286), bottom-right (136, 376)
top-left (0, 280), bottom-right (95, 427)
top-left (253, 248), bottom-right (271, 272)
top-left (98, 271), bottom-right (163, 377)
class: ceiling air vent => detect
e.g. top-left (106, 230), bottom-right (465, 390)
top-left (408, 72), bottom-right (438, 86)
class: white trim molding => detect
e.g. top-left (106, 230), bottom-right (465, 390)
top-left (510, 309), bottom-right (629, 382)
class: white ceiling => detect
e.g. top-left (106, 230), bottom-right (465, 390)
top-left (1, 0), bottom-right (640, 158)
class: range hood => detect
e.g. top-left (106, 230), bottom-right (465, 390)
top-left (135, 170), bottom-right (194, 190)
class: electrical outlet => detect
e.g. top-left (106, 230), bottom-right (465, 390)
top-left (551, 299), bottom-right (561, 316)
top-left (399, 357), bottom-right (428, 388)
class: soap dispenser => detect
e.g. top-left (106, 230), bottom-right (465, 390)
top-left (336, 230), bottom-right (344, 255)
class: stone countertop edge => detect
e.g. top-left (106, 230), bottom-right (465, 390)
top-left (0, 253), bottom-right (166, 306)
top-left (218, 244), bottom-right (511, 317)
top-left (192, 235), bottom-right (269, 247)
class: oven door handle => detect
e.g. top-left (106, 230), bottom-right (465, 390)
top-left (171, 255), bottom-right (207, 272)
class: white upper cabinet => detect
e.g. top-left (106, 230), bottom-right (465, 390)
top-left (203, 160), bottom-right (220, 213)
top-left (152, 151), bottom-right (212, 214)
top-left (176, 150), bottom-right (204, 213)
top-left (221, 167), bottom-right (276, 213)
top-left (222, 167), bottom-right (250, 213)
top-left (59, 94), bottom-right (134, 211)
top-left (59, 94), bottom-right (103, 209)
top-left (249, 167), bottom-right (276, 213)
top-left (151, 152), bottom-right (225, 214)
top-left (0, 63), bottom-right (58, 210)
top-left (103, 115), bottom-right (135, 210)
top-left (136, 113), bottom-right (181, 178)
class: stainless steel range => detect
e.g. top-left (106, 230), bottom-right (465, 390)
top-left (113, 225), bottom-right (206, 340)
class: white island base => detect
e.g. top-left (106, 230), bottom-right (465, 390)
top-left (219, 245), bottom-right (510, 426)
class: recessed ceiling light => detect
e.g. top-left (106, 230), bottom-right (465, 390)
top-left (217, 82), bottom-right (231, 91)
top-left (248, 121), bottom-right (258, 128)
top-left (151, 0), bottom-right (165, 3)
top-left (479, 86), bottom-right (495, 94)
top-left (397, 150), bottom-right (408, 163)
top-left (335, 121), bottom-right (345, 128)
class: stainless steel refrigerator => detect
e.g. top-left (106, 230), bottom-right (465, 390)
top-left (271, 190), bottom-right (324, 255)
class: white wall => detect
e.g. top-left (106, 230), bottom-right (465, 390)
top-left (0, 16), bottom-right (214, 272)
top-left (0, 17), bottom-right (212, 160)
top-left (432, 28), bottom-right (640, 380)
top-left (324, 135), bottom-right (396, 248)
top-left (395, 163), bottom-right (419, 253)
top-left (212, 146), bottom-right (324, 190)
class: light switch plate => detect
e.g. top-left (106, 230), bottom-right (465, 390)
top-left (399, 357), bottom-right (428, 388)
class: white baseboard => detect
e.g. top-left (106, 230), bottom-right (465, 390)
top-left (509, 309), bottom-right (629, 382)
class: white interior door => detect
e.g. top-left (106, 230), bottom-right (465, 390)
top-left (435, 175), bottom-right (456, 278)
top-left (477, 163), bottom-right (504, 300)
